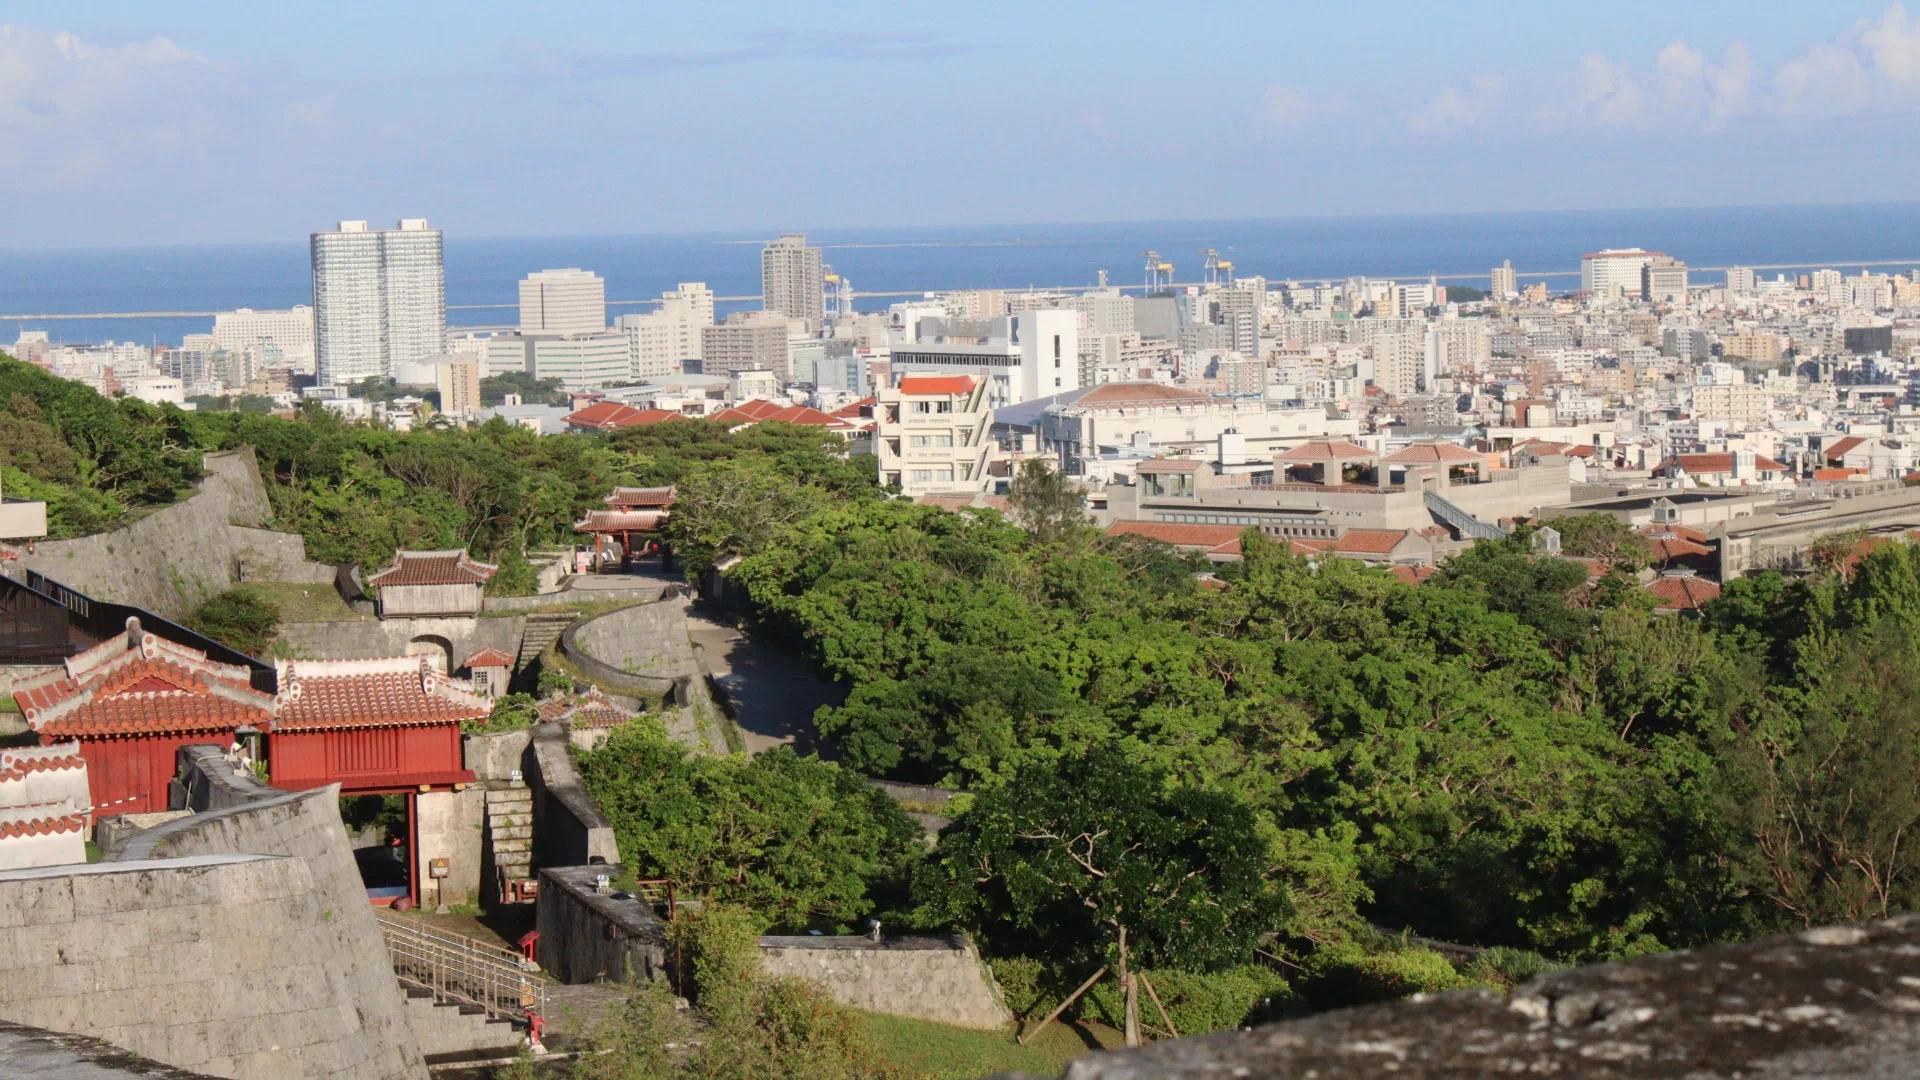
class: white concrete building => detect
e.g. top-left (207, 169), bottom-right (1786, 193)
top-left (876, 375), bottom-right (994, 496)
top-left (1038, 382), bottom-right (1358, 474)
top-left (488, 332), bottom-right (631, 390)
top-left (1580, 249), bottom-right (1662, 299)
top-left (437, 356), bottom-right (483, 417)
top-left (311, 218), bottom-right (446, 385)
top-left (519, 268), bottom-right (607, 336)
top-left (1491, 261), bottom-right (1518, 299)
top-left (889, 310), bottom-right (1080, 409)
top-left (212, 306), bottom-right (315, 372)
top-left (762, 233), bottom-right (824, 329)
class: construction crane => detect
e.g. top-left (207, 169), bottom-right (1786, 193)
top-left (823, 268), bottom-right (852, 319)
top-left (1201, 249), bottom-right (1236, 287)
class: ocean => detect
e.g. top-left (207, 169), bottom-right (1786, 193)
top-left (5, 203), bottom-right (1920, 348)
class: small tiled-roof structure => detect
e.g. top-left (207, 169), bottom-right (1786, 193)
top-left (831, 396), bottom-right (877, 419)
top-left (709, 400), bottom-right (853, 430)
top-left (897, 375), bottom-right (977, 395)
top-left (0, 743), bottom-right (85, 784)
top-left (1331, 528), bottom-right (1417, 555)
top-left (577, 509), bottom-right (669, 533)
top-left (1647, 535), bottom-right (1712, 561)
top-left (274, 657), bottom-right (493, 732)
top-left (1067, 382), bottom-right (1212, 408)
top-left (16, 620), bottom-right (276, 739)
top-left (1823, 436), bottom-right (1867, 462)
top-left (1662, 453), bottom-right (1790, 476)
top-left (607, 486), bottom-right (676, 509)
top-left (538, 689), bottom-right (636, 730)
top-left (366, 549), bottom-right (499, 587)
top-left (1277, 440), bottom-right (1379, 461)
top-left (463, 646), bottom-right (516, 670)
top-left (1389, 565), bottom-right (1439, 586)
top-left (1812, 467), bottom-right (1866, 482)
top-left (1649, 572), bottom-right (1721, 612)
top-left (1384, 441), bottom-right (1482, 465)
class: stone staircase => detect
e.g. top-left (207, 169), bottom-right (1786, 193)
top-left (485, 779), bottom-right (535, 903)
top-left (401, 987), bottom-right (523, 1060)
top-left (517, 611), bottom-right (579, 668)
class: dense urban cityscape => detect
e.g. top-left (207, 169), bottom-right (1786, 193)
top-left (13, 2), bottom-right (1920, 1077)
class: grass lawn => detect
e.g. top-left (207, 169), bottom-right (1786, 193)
top-left (864, 1012), bottom-right (1126, 1079)
top-left (242, 581), bottom-right (369, 622)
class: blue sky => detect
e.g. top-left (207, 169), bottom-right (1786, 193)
top-left (4, 1), bottom-right (1920, 247)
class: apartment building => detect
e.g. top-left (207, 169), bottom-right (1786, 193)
top-left (1037, 382), bottom-right (1357, 474)
top-left (702, 312), bottom-right (792, 380)
top-left (889, 309), bottom-right (1079, 408)
top-left (311, 218), bottom-right (445, 385)
top-left (875, 375), bottom-right (994, 497)
top-left (519, 268), bottom-right (607, 335)
top-left (762, 233), bottom-right (824, 329)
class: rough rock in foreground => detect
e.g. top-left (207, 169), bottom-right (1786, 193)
top-left (999, 915), bottom-right (1920, 1078)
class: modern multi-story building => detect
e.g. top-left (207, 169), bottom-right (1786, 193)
top-left (211, 306), bottom-right (315, 371)
top-left (436, 356), bottom-right (482, 417)
top-left (702, 312), bottom-right (793, 379)
top-left (487, 332), bottom-right (630, 390)
top-left (1644, 259), bottom-right (1689, 304)
top-left (875, 375), bottom-right (994, 496)
top-left (519, 268), bottom-right (606, 335)
top-left (1580, 249), bottom-right (1663, 299)
top-left (1491, 261), bottom-right (1518, 299)
top-left (889, 309), bottom-right (1079, 408)
top-left (618, 282), bottom-right (713, 381)
top-left (1037, 383), bottom-right (1358, 474)
top-left (762, 233), bottom-right (824, 329)
top-left (311, 219), bottom-right (445, 386)
top-left (1726, 266), bottom-right (1757, 296)
top-left (1370, 331), bottom-right (1425, 397)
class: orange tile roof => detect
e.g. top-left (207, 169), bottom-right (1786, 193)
top-left (1812, 467), bottom-right (1864, 481)
top-left (1107, 521), bottom-right (1245, 549)
top-left (0, 809), bottom-right (88, 839)
top-left (274, 657), bottom-right (491, 731)
top-left (0, 743), bottom-right (86, 783)
top-left (1824, 436), bottom-right (1866, 460)
top-left (463, 646), bottom-right (516, 669)
top-left (1650, 574), bottom-right (1721, 610)
top-left (710, 401), bottom-right (849, 428)
top-left (567, 402), bottom-right (690, 430)
top-left (1071, 382), bottom-right (1211, 407)
top-left (1332, 528), bottom-right (1414, 554)
top-left (366, 549), bottom-right (498, 587)
top-left (1667, 453), bottom-right (1789, 475)
top-left (1278, 440), bottom-right (1378, 461)
top-left (831, 396), bottom-right (877, 418)
top-left (16, 625), bottom-right (276, 739)
top-left (577, 509), bottom-right (669, 532)
top-left (1638, 523), bottom-right (1711, 543)
top-left (1137, 458), bottom-right (1204, 472)
top-left (897, 375), bottom-right (976, 395)
top-left (1389, 565), bottom-right (1438, 585)
top-left (1648, 536), bottom-right (1712, 560)
top-left (1385, 441), bottom-right (1482, 465)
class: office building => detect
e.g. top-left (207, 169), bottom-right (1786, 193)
top-left (762, 233), bottom-right (824, 329)
top-left (617, 282), bottom-right (714, 381)
top-left (1727, 267), bottom-right (1757, 296)
top-left (889, 309), bottom-right (1080, 408)
top-left (1580, 249), bottom-right (1663, 299)
top-left (436, 356), bottom-right (482, 417)
top-left (519, 269), bottom-right (606, 336)
top-left (487, 332), bottom-right (630, 391)
top-left (211, 306), bottom-right (315, 371)
top-left (1491, 261), bottom-right (1517, 299)
top-left (702, 312), bottom-right (792, 380)
top-left (311, 219), bottom-right (445, 385)
top-left (1644, 259), bottom-right (1688, 304)
top-left (1846, 326), bottom-right (1895, 355)
top-left (1370, 332), bottom-right (1425, 397)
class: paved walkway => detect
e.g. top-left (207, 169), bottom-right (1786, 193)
top-left (684, 606), bottom-right (842, 758)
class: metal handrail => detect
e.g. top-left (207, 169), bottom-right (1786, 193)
top-left (375, 913), bottom-right (551, 1023)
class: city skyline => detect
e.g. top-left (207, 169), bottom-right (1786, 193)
top-left (6, 2), bottom-right (1920, 247)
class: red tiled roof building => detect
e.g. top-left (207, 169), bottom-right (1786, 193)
top-left (14, 619), bottom-right (277, 815)
top-left (268, 657), bottom-right (486, 796)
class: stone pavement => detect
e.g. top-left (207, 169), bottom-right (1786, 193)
top-left (684, 604), bottom-right (843, 758)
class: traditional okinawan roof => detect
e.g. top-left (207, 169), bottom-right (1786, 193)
top-left (1384, 441), bottom-right (1483, 465)
top-left (1277, 440), bottom-right (1379, 461)
top-left (0, 803), bottom-right (88, 839)
top-left (896, 375), bottom-right (977, 395)
top-left (1389, 565), bottom-right (1439, 585)
top-left (709, 400), bottom-right (852, 429)
top-left (1106, 521), bottom-right (1245, 553)
top-left (566, 402), bottom-right (685, 431)
top-left (463, 646), bottom-right (516, 670)
top-left (1331, 528), bottom-right (1416, 555)
top-left (606, 486), bottom-right (676, 509)
top-left (1065, 382), bottom-right (1211, 408)
top-left (0, 743), bottom-right (86, 784)
top-left (1136, 458), bottom-right (1205, 472)
top-left (1647, 536), bottom-right (1713, 561)
top-left (1824, 436), bottom-right (1867, 460)
top-left (273, 656), bottom-right (492, 732)
top-left (1513, 439), bottom-right (1596, 459)
top-left (577, 509), bottom-right (669, 532)
top-left (366, 549), bottom-right (499, 587)
top-left (830, 396), bottom-right (877, 418)
top-left (1649, 573), bottom-right (1721, 611)
top-left (15, 621), bottom-right (276, 738)
top-left (537, 689), bottom-right (635, 729)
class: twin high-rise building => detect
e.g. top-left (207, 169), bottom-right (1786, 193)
top-left (310, 219), bottom-right (445, 386)
top-left (762, 233), bottom-right (824, 329)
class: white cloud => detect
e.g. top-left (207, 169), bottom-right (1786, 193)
top-left (1773, 42), bottom-right (1871, 116)
top-left (0, 25), bottom-right (224, 183)
top-left (1860, 3), bottom-right (1920, 83)
top-left (1254, 83), bottom-right (1314, 130)
top-left (1404, 74), bottom-right (1503, 134)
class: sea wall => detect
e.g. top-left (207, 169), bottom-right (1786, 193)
top-left (757, 935), bottom-right (1012, 1030)
top-left (15, 449), bottom-right (334, 619)
top-left (0, 851), bottom-right (425, 1080)
top-left (114, 787), bottom-right (428, 1080)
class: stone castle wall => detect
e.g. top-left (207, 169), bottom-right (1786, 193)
top-left (758, 935), bottom-right (1012, 1030)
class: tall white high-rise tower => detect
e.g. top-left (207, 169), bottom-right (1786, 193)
top-left (311, 218), bottom-right (446, 386)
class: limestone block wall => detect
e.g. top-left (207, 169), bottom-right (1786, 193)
top-left (464, 728), bottom-right (534, 782)
top-left (757, 935), bottom-right (1012, 1030)
top-left (526, 723), bottom-right (618, 870)
top-left (277, 616), bottom-right (526, 672)
top-left (568, 599), bottom-right (700, 684)
top-left (535, 864), bottom-right (668, 985)
top-left (413, 787), bottom-right (484, 908)
top-left (13, 450), bottom-right (324, 620)
top-left (230, 526), bottom-right (336, 585)
top-left (114, 788), bottom-right (428, 1080)
top-left (0, 852), bottom-right (426, 1080)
